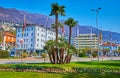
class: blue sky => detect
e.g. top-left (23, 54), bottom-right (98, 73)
top-left (0, 0), bottom-right (120, 33)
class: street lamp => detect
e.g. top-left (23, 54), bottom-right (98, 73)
top-left (91, 8), bottom-right (101, 61)
top-left (20, 39), bottom-right (24, 63)
top-left (45, 16), bottom-right (49, 42)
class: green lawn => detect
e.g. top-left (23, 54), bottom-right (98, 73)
top-left (0, 60), bottom-right (120, 78)
top-left (0, 72), bottom-right (120, 78)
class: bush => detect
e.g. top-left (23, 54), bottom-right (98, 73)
top-left (22, 52), bottom-right (28, 58)
top-left (92, 52), bottom-right (97, 58)
top-left (79, 52), bottom-right (86, 57)
top-left (0, 50), bottom-right (9, 58)
top-left (32, 52), bottom-right (37, 56)
top-left (41, 53), bottom-right (47, 58)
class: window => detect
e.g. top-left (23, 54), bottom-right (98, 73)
top-left (18, 29), bottom-right (20, 32)
top-left (17, 39), bottom-right (19, 42)
top-left (26, 38), bottom-right (28, 42)
top-left (31, 33), bottom-right (33, 36)
top-left (27, 33), bottom-right (28, 36)
top-left (41, 34), bottom-right (43, 37)
top-left (31, 44), bottom-right (32, 47)
top-left (24, 33), bottom-right (26, 37)
top-left (12, 38), bottom-right (13, 41)
top-left (31, 38), bottom-right (33, 41)
top-left (37, 38), bottom-right (39, 41)
top-left (38, 33), bottom-right (39, 36)
top-left (24, 44), bottom-right (25, 48)
top-left (32, 27), bottom-right (33, 30)
top-left (26, 44), bottom-right (28, 48)
top-left (8, 37), bottom-right (10, 40)
top-left (21, 44), bottom-right (23, 48)
top-left (37, 44), bottom-right (39, 47)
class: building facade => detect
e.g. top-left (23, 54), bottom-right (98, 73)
top-left (0, 31), bottom-right (16, 50)
top-left (16, 25), bottom-right (61, 54)
top-left (101, 42), bottom-right (119, 50)
top-left (74, 34), bottom-right (98, 49)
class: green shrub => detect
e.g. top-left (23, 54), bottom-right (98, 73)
top-left (0, 50), bottom-right (9, 58)
top-left (92, 52), bottom-right (97, 58)
top-left (32, 52), bottom-right (37, 56)
top-left (41, 53), bottom-right (47, 58)
top-left (22, 52), bottom-right (28, 58)
top-left (79, 52), bottom-right (86, 57)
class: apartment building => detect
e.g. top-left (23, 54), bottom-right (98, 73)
top-left (74, 34), bottom-right (98, 49)
top-left (16, 25), bottom-right (61, 54)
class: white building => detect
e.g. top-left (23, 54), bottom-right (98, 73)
top-left (74, 34), bottom-right (98, 49)
top-left (16, 25), bottom-right (61, 54)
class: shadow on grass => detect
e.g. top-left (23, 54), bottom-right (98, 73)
top-left (63, 73), bottom-right (120, 78)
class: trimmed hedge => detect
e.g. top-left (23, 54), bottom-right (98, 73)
top-left (0, 50), bottom-right (9, 58)
top-left (0, 61), bottom-right (120, 73)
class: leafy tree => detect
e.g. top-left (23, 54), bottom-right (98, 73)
top-left (102, 48), bottom-right (110, 56)
top-left (118, 47), bottom-right (120, 50)
top-left (41, 53), bottom-right (47, 62)
top-left (11, 30), bottom-right (16, 35)
top-left (0, 31), bottom-right (3, 43)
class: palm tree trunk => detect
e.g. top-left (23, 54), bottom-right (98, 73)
top-left (55, 48), bottom-right (60, 63)
top-left (69, 27), bottom-right (72, 48)
top-left (48, 52), bottom-right (53, 64)
top-left (52, 48), bottom-right (57, 64)
top-left (64, 55), bottom-right (68, 63)
top-left (55, 13), bottom-right (59, 64)
top-left (55, 14), bottom-right (58, 44)
top-left (59, 48), bottom-right (64, 64)
top-left (68, 54), bottom-right (72, 63)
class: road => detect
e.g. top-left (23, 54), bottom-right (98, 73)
top-left (0, 57), bottom-right (120, 64)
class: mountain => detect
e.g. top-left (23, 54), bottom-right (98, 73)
top-left (0, 7), bottom-right (51, 25)
top-left (0, 7), bottom-right (120, 42)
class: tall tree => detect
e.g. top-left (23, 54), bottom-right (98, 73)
top-left (49, 3), bottom-right (65, 64)
top-left (49, 3), bottom-right (65, 44)
top-left (64, 18), bottom-right (78, 48)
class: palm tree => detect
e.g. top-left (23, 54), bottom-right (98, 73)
top-left (64, 18), bottom-right (78, 48)
top-left (58, 38), bottom-right (68, 64)
top-left (49, 3), bottom-right (65, 44)
top-left (64, 44), bottom-right (77, 63)
top-left (52, 22), bottom-right (64, 29)
top-left (44, 40), bottom-right (57, 64)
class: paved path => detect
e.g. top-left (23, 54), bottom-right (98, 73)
top-left (0, 57), bottom-right (120, 64)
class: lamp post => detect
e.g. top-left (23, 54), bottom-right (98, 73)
top-left (20, 39), bottom-right (23, 63)
top-left (91, 8), bottom-right (101, 61)
top-left (45, 16), bottom-right (49, 42)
